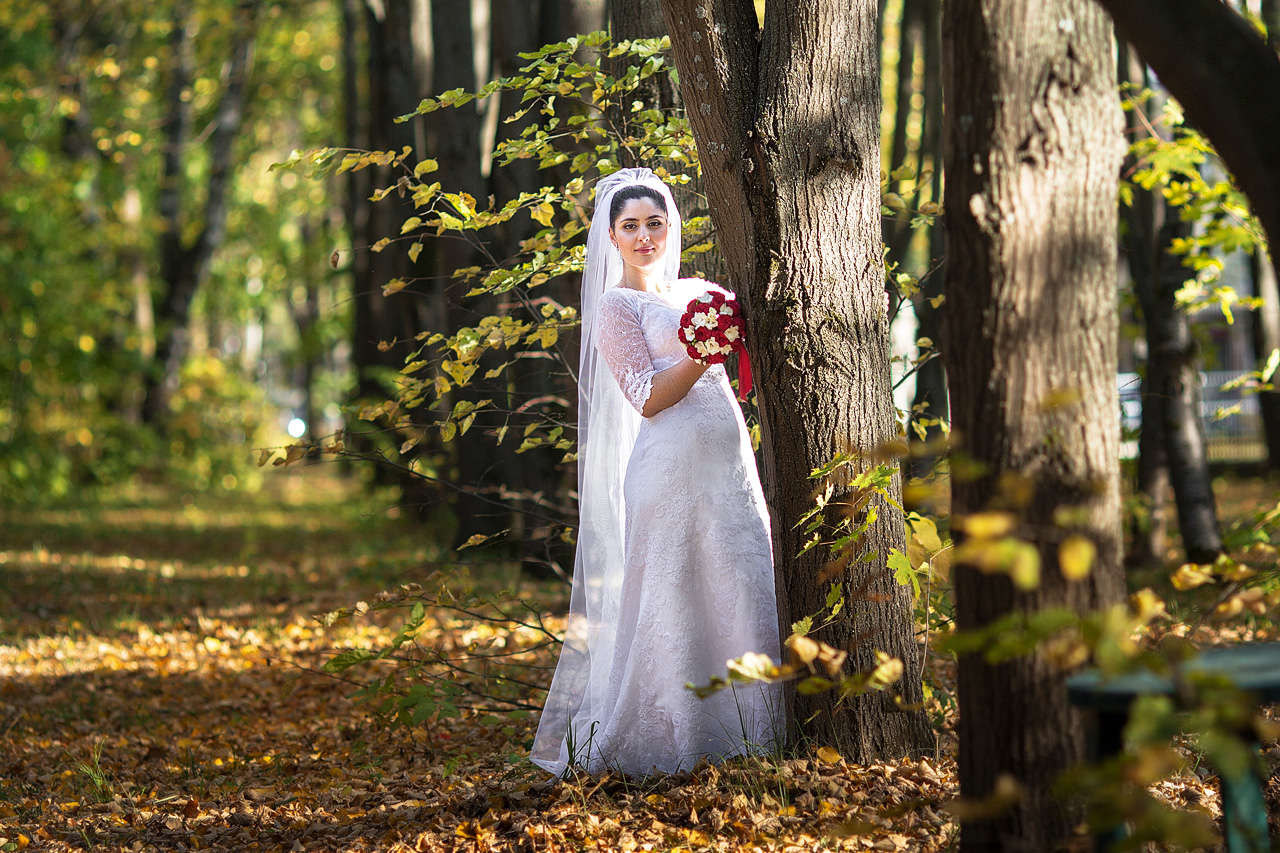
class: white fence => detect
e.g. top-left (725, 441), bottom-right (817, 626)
top-left (1117, 371), bottom-right (1264, 462)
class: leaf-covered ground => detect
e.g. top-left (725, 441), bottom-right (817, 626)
top-left (0, 468), bottom-right (1275, 852)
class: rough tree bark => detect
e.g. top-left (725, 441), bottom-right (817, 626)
top-left (143, 0), bottom-right (257, 425)
top-left (942, 1), bottom-right (1127, 849)
top-left (656, 0), bottom-right (934, 761)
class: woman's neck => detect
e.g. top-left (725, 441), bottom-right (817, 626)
top-left (619, 265), bottom-right (667, 292)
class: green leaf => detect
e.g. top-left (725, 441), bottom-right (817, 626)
top-left (322, 648), bottom-right (376, 673)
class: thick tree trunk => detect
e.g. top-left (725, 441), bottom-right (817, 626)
top-left (1091, 0), bottom-right (1280, 286)
top-left (659, 0), bottom-right (934, 761)
top-left (144, 0), bottom-right (257, 426)
top-left (941, 2), bottom-right (1127, 849)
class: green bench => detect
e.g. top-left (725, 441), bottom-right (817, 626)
top-left (1067, 642), bottom-right (1280, 852)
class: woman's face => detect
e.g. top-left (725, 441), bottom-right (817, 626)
top-left (609, 198), bottom-right (668, 272)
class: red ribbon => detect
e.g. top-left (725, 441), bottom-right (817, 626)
top-left (737, 346), bottom-right (753, 402)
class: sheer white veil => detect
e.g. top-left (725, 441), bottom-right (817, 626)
top-left (530, 168), bottom-right (682, 775)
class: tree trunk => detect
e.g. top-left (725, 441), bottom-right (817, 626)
top-left (658, 0), bottom-right (934, 761)
top-left (1250, 251), bottom-right (1280, 466)
top-left (883, 0), bottom-right (923, 266)
top-left (1148, 214), bottom-right (1222, 563)
top-left (347, 0), bottom-right (437, 497)
top-left (1118, 44), bottom-right (1223, 565)
top-left (1090, 0), bottom-right (1280, 286)
top-left (941, 2), bottom-right (1126, 849)
top-left (1135, 368), bottom-right (1172, 563)
top-left (428, 0), bottom-right (511, 543)
top-left (1252, 6), bottom-right (1280, 469)
top-left (908, 0), bottom-right (947, 477)
top-left (144, 0), bottom-right (257, 426)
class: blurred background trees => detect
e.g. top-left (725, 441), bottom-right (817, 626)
top-left (3, 0), bottom-right (1275, 578)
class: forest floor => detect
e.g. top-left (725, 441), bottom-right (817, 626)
top-left (0, 465), bottom-right (1277, 852)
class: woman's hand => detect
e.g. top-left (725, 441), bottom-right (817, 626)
top-left (641, 357), bottom-right (710, 417)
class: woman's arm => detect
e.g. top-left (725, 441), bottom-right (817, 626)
top-left (640, 357), bottom-right (709, 417)
top-left (596, 290), bottom-right (711, 418)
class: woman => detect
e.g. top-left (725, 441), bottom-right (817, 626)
top-left (530, 169), bottom-right (781, 776)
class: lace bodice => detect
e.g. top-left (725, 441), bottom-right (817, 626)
top-left (594, 281), bottom-right (730, 413)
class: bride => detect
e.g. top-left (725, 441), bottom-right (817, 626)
top-left (530, 169), bottom-right (781, 776)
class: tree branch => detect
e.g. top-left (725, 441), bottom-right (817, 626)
top-left (1092, 0), bottom-right (1280, 279)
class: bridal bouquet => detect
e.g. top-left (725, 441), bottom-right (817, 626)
top-left (679, 289), bottom-right (744, 365)
top-left (678, 285), bottom-right (754, 400)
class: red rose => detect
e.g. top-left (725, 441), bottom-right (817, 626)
top-left (694, 326), bottom-right (712, 342)
top-left (715, 313), bottom-right (732, 331)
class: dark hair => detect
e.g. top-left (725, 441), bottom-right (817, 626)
top-left (608, 184), bottom-right (668, 228)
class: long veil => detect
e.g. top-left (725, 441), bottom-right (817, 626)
top-left (530, 168), bottom-right (682, 775)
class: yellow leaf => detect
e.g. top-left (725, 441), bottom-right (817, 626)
top-left (407, 241), bottom-right (423, 263)
top-left (867, 651), bottom-right (903, 689)
top-left (382, 278), bottom-right (407, 296)
top-left (413, 158), bottom-right (438, 177)
top-left (726, 651), bottom-right (779, 681)
top-left (1009, 543), bottom-right (1041, 590)
top-left (962, 512), bottom-right (1016, 539)
top-left (909, 516), bottom-right (943, 553)
top-left (786, 635), bottom-right (820, 665)
top-left (1129, 588), bottom-right (1169, 622)
top-left (1171, 563), bottom-right (1213, 591)
top-left (1057, 535), bottom-right (1095, 581)
top-left (816, 746), bottom-right (843, 765)
top-left (531, 202), bottom-right (555, 227)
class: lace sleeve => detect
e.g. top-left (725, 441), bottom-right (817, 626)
top-left (596, 290), bottom-right (655, 414)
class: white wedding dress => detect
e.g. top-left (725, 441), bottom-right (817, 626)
top-left (533, 278), bottom-right (781, 776)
